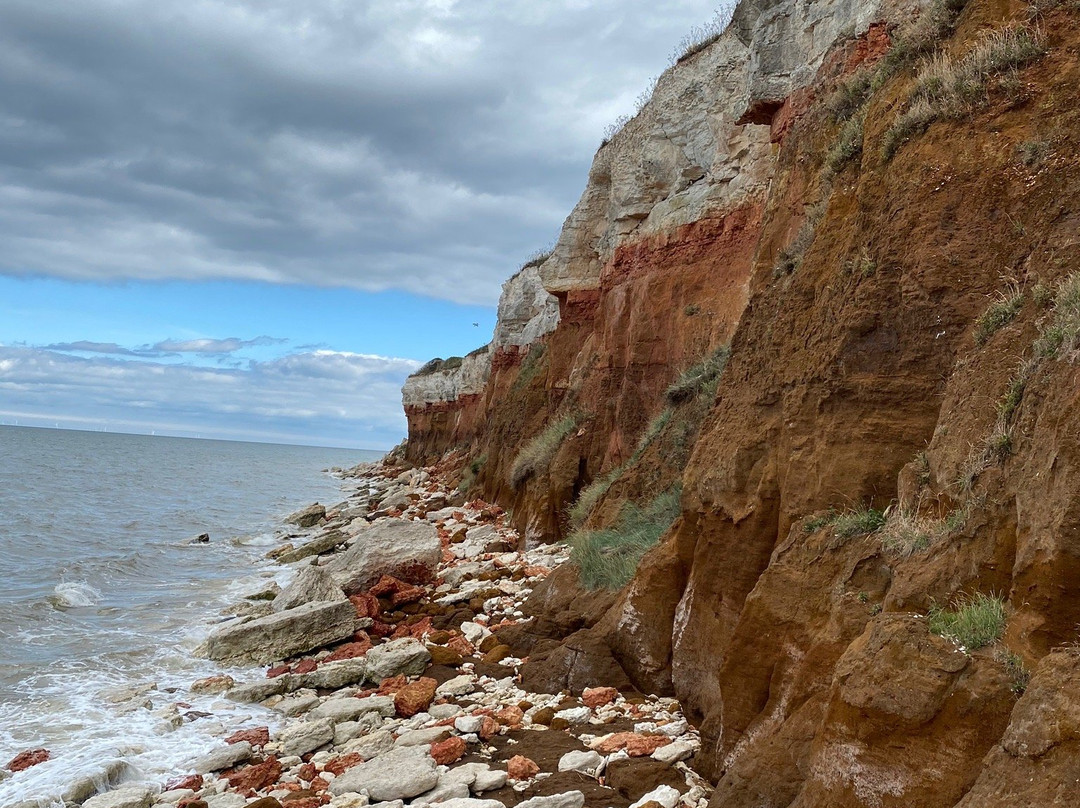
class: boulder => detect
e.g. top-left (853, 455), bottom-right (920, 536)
top-left (327, 746), bottom-right (439, 801)
top-left (557, 750), bottom-right (604, 775)
top-left (225, 677), bottom-right (291, 703)
top-left (286, 503), bottom-right (326, 528)
top-left (192, 741), bottom-right (253, 773)
top-left (629, 786), bottom-right (681, 808)
top-left (82, 787), bottom-right (154, 808)
top-left (516, 794), bottom-right (586, 808)
top-left (324, 521), bottom-right (441, 594)
top-left (6, 749), bottom-right (49, 772)
top-left (275, 531), bottom-right (346, 564)
top-left (272, 565), bottom-right (346, 612)
top-left (278, 717), bottom-right (335, 757)
top-left (311, 695), bottom-right (395, 724)
top-left (204, 600), bottom-right (356, 665)
top-left (365, 638), bottom-right (431, 681)
top-left (507, 755), bottom-right (540, 780)
top-left (291, 658), bottom-right (368, 690)
top-left (394, 677), bottom-right (437, 717)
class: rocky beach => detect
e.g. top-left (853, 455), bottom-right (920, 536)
top-left (6, 455), bottom-right (708, 808)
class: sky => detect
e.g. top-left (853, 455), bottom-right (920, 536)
top-left (0, 0), bottom-right (719, 449)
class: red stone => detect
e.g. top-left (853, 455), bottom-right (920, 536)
top-left (391, 616), bottom-right (433, 640)
top-left (592, 732), bottom-right (671, 757)
top-left (297, 762), bottom-right (317, 782)
top-left (165, 774), bottom-right (203, 791)
top-left (495, 705), bottom-right (524, 727)
top-left (281, 798), bottom-right (326, 808)
top-left (394, 677), bottom-right (438, 717)
top-left (323, 753), bottom-right (364, 776)
top-left (430, 736), bottom-right (467, 765)
top-left (523, 566), bottom-right (551, 577)
top-left (225, 758), bottom-right (283, 791)
top-left (507, 755), bottom-right (540, 781)
top-left (447, 635), bottom-right (475, 656)
top-left (226, 727), bottom-right (270, 747)
top-left (293, 659), bottom-right (318, 675)
top-left (324, 639), bottom-right (372, 662)
top-left (266, 665), bottom-right (291, 678)
top-left (309, 776), bottom-right (329, 792)
top-left (582, 686), bottom-right (619, 709)
top-left (478, 716), bottom-right (500, 740)
top-left (369, 620), bottom-right (394, 638)
top-left (349, 593), bottom-right (381, 620)
top-left (6, 749), bottom-right (49, 772)
top-left (377, 674), bottom-right (408, 695)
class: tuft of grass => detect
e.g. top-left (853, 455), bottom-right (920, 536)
top-left (568, 470), bottom-right (619, 529)
top-left (880, 504), bottom-right (969, 556)
top-left (511, 342), bottom-right (548, 392)
top-left (509, 413), bottom-right (582, 488)
top-left (974, 291), bottom-right (1024, 345)
top-left (522, 247), bottom-right (554, 269)
top-left (884, 27), bottom-right (1045, 160)
top-left (569, 487), bottom-right (682, 590)
top-left (671, 4), bottom-right (735, 64)
top-left (831, 506), bottom-right (887, 539)
top-left (1034, 272), bottom-right (1080, 360)
top-left (997, 649), bottom-right (1031, 695)
top-left (826, 109), bottom-right (867, 174)
top-left (666, 345), bottom-right (731, 404)
top-left (804, 509), bottom-right (839, 533)
top-left (928, 592), bottom-right (1007, 650)
top-left (1018, 139), bottom-right (1051, 168)
top-left (684, 303), bottom-right (701, 316)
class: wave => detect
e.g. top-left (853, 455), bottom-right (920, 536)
top-left (49, 582), bottom-right (101, 609)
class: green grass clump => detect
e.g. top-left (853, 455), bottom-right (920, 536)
top-left (666, 345), bottom-right (731, 404)
top-left (928, 591), bottom-right (1007, 650)
top-left (1034, 272), bottom-right (1080, 360)
top-left (568, 469), bottom-right (620, 529)
top-left (883, 26), bottom-right (1045, 160)
top-left (509, 413), bottom-right (581, 488)
top-left (826, 110), bottom-right (867, 174)
top-left (569, 487), bottom-right (682, 590)
top-left (831, 506), bottom-right (887, 539)
top-left (974, 292), bottom-right (1024, 345)
top-left (804, 510), bottom-right (839, 533)
top-left (997, 649), bottom-right (1031, 695)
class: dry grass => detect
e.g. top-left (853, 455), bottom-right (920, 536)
top-left (509, 413), bottom-right (581, 488)
top-left (671, 4), bottom-right (735, 64)
top-left (666, 345), bottom-right (731, 404)
top-left (1034, 272), bottom-right (1080, 360)
top-left (883, 26), bottom-right (1045, 159)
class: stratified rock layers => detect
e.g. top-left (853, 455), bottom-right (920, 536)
top-left (404, 0), bottom-right (1080, 805)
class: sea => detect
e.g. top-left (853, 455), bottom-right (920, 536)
top-left (0, 426), bottom-right (382, 807)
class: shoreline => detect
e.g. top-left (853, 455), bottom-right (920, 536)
top-left (9, 456), bottom-right (710, 808)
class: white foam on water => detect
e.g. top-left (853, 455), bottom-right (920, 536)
top-left (49, 582), bottom-right (100, 609)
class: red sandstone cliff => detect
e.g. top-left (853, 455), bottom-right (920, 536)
top-left (403, 0), bottom-right (1080, 804)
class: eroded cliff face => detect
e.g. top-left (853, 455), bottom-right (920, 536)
top-left (403, 0), bottom-right (1080, 804)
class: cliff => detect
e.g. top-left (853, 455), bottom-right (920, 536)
top-left (402, 0), bottom-right (1080, 804)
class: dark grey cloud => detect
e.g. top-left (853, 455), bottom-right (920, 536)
top-left (0, 0), bottom-right (715, 304)
top-left (0, 344), bottom-right (419, 448)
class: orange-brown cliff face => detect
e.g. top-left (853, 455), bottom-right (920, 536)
top-left (404, 0), bottom-right (1080, 804)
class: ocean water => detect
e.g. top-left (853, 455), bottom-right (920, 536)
top-left (0, 426), bottom-right (381, 807)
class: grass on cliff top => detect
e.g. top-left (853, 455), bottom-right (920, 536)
top-left (569, 486), bottom-right (682, 590)
top-left (509, 413), bottom-right (581, 489)
top-left (928, 592), bottom-right (1007, 650)
top-left (671, 3), bottom-right (735, 64)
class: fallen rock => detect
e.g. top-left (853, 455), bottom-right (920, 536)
top-left (324, 521), bottom-right (441, 594)
top-left (516, 793), bottom-right (586, 808)
top-left (275, 531), bottom-right (345, 564)
top-left (165, 774), bottom-right (204, 792)
top-left (430, 735), bottom-right (467, 764)
top-left (82, 786), bottom-right (153, 808)
top-left (192, 741), bottom-right (253, 773)
top-left (292, 658), bottom-right (369, 690)
top-left (312, 695), bottom-right (394, 724)
top-left (557, 749), bottom-right (604, 775)
top-left (278, 718), bottom-right (335, 757)
top-left (272, 565), bottom-right (347, 612)
top-left (224, 727), bottom-right (269, 747)
top-left (190, 675), bottom-right (234, 695)
top-left (6, 749), bottom-right (49, 772)
top-left (394, 727), bottom-right (451, 748)
top-left (225, 757), bottom-right (282, 791)
top-left (629, 785), bottom-right (681, 808)
top-left (394, 677), bottom-right (438, 717)
top-left (592, 732), bottom-right (671, 756)
top-left (327, 746), bottom-right (439, 801)
top-left (582, 686), bottom-right (618, 709)
top-left (286, 503), bottom-right (326, 528)
top-left (507, 755), bottom-right (541, 780)
top-left (651, 740), bottom-right (694, 764)
top-left (365, 637), bottom-right (431, 681)
top-left (203, 600), bottom-right (356, 665)
top-left (225, 678), bottom-right (291, 703)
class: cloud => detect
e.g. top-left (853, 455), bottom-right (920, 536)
top-left (0, 344), bottom-right (420, 448)
top-left (152, 336), bottom-right (285, 354)
top-left (44, 340), bottom-right (141, 356)
top-left (0, 0), bottom-right (715, 305)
